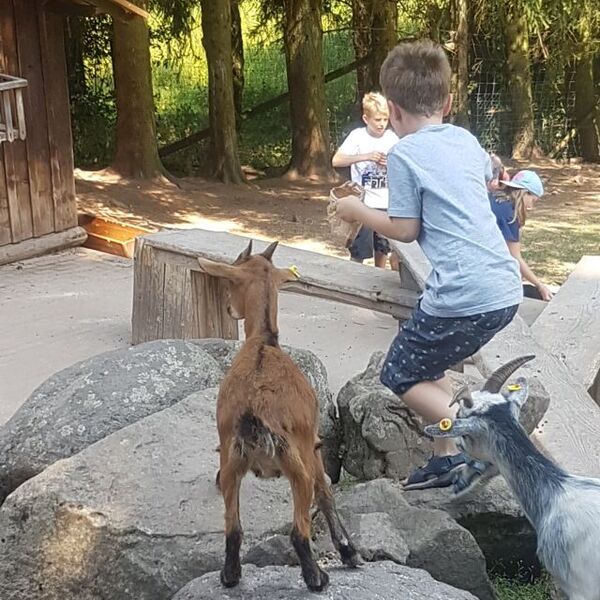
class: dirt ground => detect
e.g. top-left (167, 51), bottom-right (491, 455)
top-left (76, 157), bottom-right (600, 285)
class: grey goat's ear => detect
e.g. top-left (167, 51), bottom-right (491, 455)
top-left (234, 240), bottom-right (253, 264)
top-left (502, 376), bottom-right (529, 418)
top-left (424, 417), bottom-right (480, 439)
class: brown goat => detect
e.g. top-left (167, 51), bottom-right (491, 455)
top-left (197, 240), bottom-right (360, 592)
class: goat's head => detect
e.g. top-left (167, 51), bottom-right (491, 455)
top-left (196, 240), bottom-right (298, 320)
top-left (424, 355), bottom-right (535, 461)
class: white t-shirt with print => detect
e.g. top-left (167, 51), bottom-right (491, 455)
top-left (337, 127), bottom-right (399, 209)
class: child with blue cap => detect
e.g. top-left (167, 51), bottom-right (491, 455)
top-left (489, 166), bottom-right (554, 301)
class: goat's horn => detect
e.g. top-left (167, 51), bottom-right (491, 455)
top-left (235, 240), bottom-right (253, 262)
top-left (450, 384), bottom-right (473, 409)
top-left (482, 355), bottom-right (535, 393)
top-left (261, 241), bottom-right (279, 262)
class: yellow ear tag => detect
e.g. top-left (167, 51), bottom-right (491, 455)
top-left (439, 418), bottom-right (453, 432)
top-left (507, 384), bottom-right (522, 392)
top-left (289, 265), bottom-right (300, 279)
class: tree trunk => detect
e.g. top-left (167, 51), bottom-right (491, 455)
top-left (504, 2), bottom-right (536, 158)
top-left (352, 0), bottom-right (397, 98)
top-left (64, 16), bottom-right (86, 97)
top-left (200, 0), bottom-right (245, 183)
top-left (575, 53), bottom-right (599, 162)
top-left (574, 8), bottom-right (599, 163)
top-left (452, 0), bottom-right (470, 129)
top-left (352, 0), bottom-right (372, 99)
top-left (231, 0), bottom-right (244, 126)
top-left (283, 0), bottom-right (334, 180)
top-left (369, 0), bottom-right (397, 91)
top-left (111, 4), bottom-right (165, 179)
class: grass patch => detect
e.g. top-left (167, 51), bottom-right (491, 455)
top-left (493, 573), bottom-right (554, 600)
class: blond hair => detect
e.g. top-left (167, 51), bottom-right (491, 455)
top-left (507, 188), bottom-right (529, 227)
top-left (380, 39), bottom-right (451, 116)
top-left (362, 92), bottom-right (389, 117)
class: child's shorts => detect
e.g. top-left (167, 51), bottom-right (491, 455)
top-left (349, 225), bottom-right (390, 261)
top-left (380, 302), bottom-right (519, 396)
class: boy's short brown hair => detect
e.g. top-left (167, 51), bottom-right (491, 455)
top-left (380, 39), bottom-right (451, 117)
top-left (362, 92), bottom-right (389, 117)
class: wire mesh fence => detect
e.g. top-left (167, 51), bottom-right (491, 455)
top-left (71, 26), bottom-right (585, 171)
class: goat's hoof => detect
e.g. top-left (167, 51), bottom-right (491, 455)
top-left (220, 565), bottom-right (241, 588)
top-left (304, 567), bottom-right (329, 592)
top-left (340, 542), bottom-right (362, 568)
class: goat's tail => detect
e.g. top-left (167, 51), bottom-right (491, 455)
top-left (234, 410), bottom-right (286, 459)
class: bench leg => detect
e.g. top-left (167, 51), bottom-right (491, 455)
top-left (132, 241), bottom-right (238, 344)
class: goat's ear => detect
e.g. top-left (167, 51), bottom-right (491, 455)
top-left (197, 257), bottom-right (242, 282)
top-left (424, 417), bottom-right (480, 439)
top-left (502, 376), bottom-right (529, 417)
top-left (234, 240), bottom-right (253, 264)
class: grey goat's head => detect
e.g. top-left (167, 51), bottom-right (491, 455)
top-left (424, 355), bottom-right (535, 462)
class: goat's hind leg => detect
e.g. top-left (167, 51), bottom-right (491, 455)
top-left (314, 453), bottom-right (361, 567)
top-left (219, 451), bottom-right (246, 588)
top-left (283, 454), bottom-right (329, 591)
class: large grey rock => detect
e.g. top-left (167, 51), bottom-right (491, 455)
top-left (405, 477), bottom-right (538, 575)
top-left (329, 479), bottom-right (496, 600)
top-left (0, 389), bottom-right (297, 600)
top-left (337, 352), bottom-right (431, 480)
top-left (328, 511), bottom-right (410, 564)
top-left (0, 338), bottom-right (337, 502)
top-left (172, 562), bottom-right (477, 599)
top-left (0, 340), bottom-right (223, 502)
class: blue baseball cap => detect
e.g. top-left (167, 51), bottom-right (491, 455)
top-left (503, 170), bottom-right (544, 197)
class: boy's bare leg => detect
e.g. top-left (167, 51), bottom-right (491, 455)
top-left (374, 251), bottom-right (387, 269)
top-left (401, 376), bottom-right (459, 456)
top-left (389, 252), bottom-right (400, 271)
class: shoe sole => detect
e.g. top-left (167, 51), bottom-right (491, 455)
top-left (402, 464), bottom-right (464, 491)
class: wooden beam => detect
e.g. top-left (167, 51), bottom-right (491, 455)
top-left (0, 225), bottom-right (87, 265)
top-left (532, 256), bottom-right (600, 403)
top-left (475, 313), bottom-right (600, 478)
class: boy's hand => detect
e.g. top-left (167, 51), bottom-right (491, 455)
top-left (368, 151), bottom-right (387, 166)
top-left (335, 196), bottom-right (364, 222)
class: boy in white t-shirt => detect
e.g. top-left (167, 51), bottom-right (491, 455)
top-left (332, 92), bottom-right (399, 269)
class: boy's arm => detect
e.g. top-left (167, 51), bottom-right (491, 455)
top-left (335, 199), bottom-right (420, 243)
top-left (332, 150), bottom-right (385, 167)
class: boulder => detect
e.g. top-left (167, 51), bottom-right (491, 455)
top-left (324, 511), bottom-right (410, 564)
top-left (404, 477), bottom-right (538, 575)
top-left (336, 351), bottom-right (544, 482)
top-left (0, 339), bottom-right (338, 502)
top-left (336, 353), bottom-right (431, 481)
top-left (0, 389), bottom-right (296, 600)
top-left (329, 479), bottom-right (496, 600)
top-left (0, 340), bottom-right (223, 502)
top-left (171, 562), bottom-right (478, 600)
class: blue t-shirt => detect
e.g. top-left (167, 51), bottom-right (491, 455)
top-left (387, 124), bottom-right (522, 317)
top-left (489, 194), bottom-right (520, 242)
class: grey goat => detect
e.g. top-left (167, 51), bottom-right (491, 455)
top-left (425, 355), bottom-right (600, 600)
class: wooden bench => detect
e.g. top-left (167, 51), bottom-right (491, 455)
top-left (531, 256), bottom-right (600, 403)
top-left (132, 229), bottom-right (419, 345)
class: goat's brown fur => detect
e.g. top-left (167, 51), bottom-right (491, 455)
top-left (197, 240), bottom-right (359, 591)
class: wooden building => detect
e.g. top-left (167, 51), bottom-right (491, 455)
top-left (0, 0), bottom-right (147, 266)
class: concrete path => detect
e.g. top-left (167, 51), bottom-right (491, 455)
top-left (0, 249), bottom-right (397, 425)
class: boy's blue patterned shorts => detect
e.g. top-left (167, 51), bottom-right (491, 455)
top-left (380, 302), bottom-right (519, 396)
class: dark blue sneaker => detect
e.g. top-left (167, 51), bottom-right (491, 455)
top-left (403, 453), bottom-right (467, 491)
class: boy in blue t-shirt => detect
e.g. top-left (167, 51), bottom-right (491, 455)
top-left (336, 40), bottom-right (523, 494)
